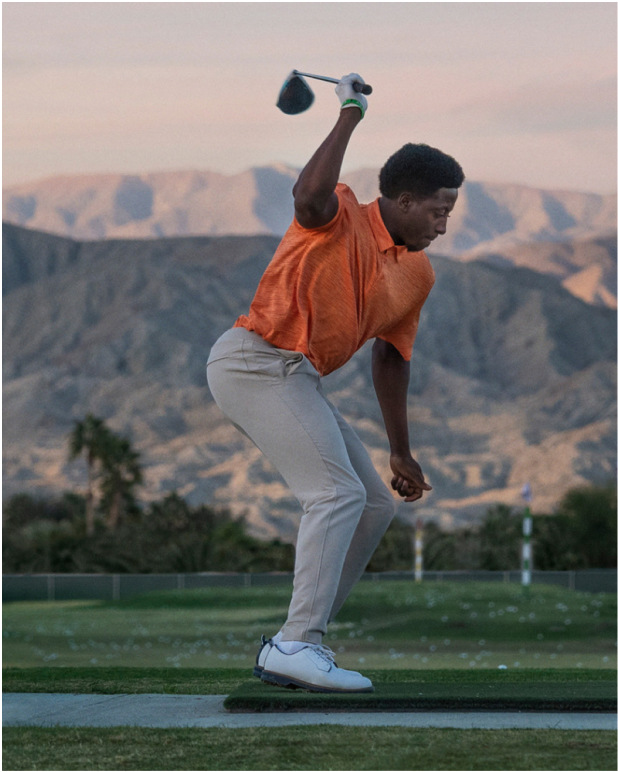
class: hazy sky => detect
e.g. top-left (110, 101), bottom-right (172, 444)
top-left (3, 2), bottom-right (617, 192)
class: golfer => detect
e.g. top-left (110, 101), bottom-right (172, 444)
top-left (207, 74), bottom-right (464, 692)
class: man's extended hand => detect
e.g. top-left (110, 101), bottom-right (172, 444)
top-left (390, 453), bottom-right (432, 502)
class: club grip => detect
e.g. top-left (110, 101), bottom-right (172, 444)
top-left (353, 82), bottom-right (373, 96)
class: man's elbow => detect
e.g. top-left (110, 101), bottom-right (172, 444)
top-left (293, 184), bottom-right (327, 214)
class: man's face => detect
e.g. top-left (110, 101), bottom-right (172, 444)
top-left (396, 188), bottom-right (459, 252)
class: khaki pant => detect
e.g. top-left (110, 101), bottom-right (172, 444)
top-left (206, 327), bottom-right (395, 644)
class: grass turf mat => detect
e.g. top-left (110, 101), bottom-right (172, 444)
top-left (225, 672), bottom-right (617, 713)
top-left (3, 727), bottom-right (617, 771)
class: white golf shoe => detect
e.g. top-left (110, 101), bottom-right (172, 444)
top-left (260, 642), bottom-right (374, 693)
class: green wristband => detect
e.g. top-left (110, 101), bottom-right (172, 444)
top-left (341, 98), bottom-right (365, 119)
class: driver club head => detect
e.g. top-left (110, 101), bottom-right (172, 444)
top-left (276, 72), bottom-right (314, 115)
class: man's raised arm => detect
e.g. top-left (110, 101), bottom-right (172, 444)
top-left (293, 74), bottom-right (368, 229)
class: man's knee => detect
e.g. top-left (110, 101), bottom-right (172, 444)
top-left (304, 478), bottom-right (367, 515)
top-left (331, 479), bottom-right (368, 520)
top-left (344, 480), bottom-right (368, 514)
top-left (366, 486), bottom-right (396, 521)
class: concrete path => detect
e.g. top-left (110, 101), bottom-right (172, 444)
top-left (3, 694), bottom-right (616, 730)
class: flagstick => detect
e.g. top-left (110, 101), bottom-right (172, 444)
top-left (521, 484), bottom-right (533, 598)
top-left (415, 517), bottom-right (423, 583)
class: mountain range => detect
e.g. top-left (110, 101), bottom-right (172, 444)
top-left (3, 220), bottom-right (616, 539)
top-left (3, 166), bottom-right (616, 308)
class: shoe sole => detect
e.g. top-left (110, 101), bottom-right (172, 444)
top-left (261, 669), bottom-right (374, 693)
top-left (253, 665), bottom-right (263, 678)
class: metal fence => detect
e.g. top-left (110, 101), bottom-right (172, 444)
top-left (360, 570), bottom-right (617, 594)
top-left (3, 569), bottom-right (615, 602)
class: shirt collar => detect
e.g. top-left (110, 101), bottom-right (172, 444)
top-left (367, 198), bottom-right (397, 253)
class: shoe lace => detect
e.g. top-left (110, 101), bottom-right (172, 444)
top-left (310, 643), bottom-right (336, 665)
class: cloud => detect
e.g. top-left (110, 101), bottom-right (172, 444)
top-left (450, 78), bottom-right (617, 135)
top-left (3, 3), bottom-right (616, 192)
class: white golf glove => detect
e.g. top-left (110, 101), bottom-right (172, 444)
top-left (335, 73), bottom-right (368, 119)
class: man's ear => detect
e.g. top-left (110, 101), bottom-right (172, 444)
top-left (397, 191), bottom-right (413, 212)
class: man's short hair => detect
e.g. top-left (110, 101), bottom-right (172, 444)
top-left (379, 143), bottom-right (465, 199)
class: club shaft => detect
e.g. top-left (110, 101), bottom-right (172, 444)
top-left (293, 71), bottom-right (340, 85)
top-left (292, 70), bottom-right (372, 95)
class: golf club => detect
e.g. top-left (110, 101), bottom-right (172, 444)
top-left (293, 71), bottom-right (373, 95)
top-left (277, 70), bottom-right (373, 115)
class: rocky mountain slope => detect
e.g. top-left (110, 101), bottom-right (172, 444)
top-left (2, 166), bottom-right (300, 241)
top-left (462, 233), bottom-right (617, 309)
top-left (3, 167), bottom-right (616, 308)
top-left (3, 222), bottom-right (616, 538)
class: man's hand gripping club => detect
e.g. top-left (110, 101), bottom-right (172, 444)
top-left (335, 73), bottom-right (369, 119)
top-left (390, 453), bottom-right (432, 503)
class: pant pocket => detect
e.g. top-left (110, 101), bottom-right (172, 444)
top-left (278, 350), bottom-right (306, 377)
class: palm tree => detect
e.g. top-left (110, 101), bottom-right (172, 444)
top-left (99, 435), bottom-right (143, 531)
top-left (68, 414), bottom-right (110, 536)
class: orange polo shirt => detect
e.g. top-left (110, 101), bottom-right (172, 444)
top-left (234, 183), bottom-right (435, 376)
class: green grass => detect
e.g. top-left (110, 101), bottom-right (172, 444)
top-left (4, 582), bottom-right (616, 772)
top-left (2, 727), bottom-right (617, 770)
top-left (3, 581), bottom-right (616, 671)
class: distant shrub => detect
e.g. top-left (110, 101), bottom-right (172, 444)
top-left (3, 484), bottom-right (614, 574)
top-left (534, 483), bottom-right (616, 570)
top-left (367, 483), bottom-right (616, 573)
top-left (2, 491), bottom-right (294, 574)
top-left (477, 505), bottom-right (523, 571)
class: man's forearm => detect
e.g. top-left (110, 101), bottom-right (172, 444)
top-left (293, 109), bottom-right (362, 217)
top-left (371, 339), bottom-right (411, 455)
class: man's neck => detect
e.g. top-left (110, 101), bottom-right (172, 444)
top-left (377, 197), bottom-right (404, 246)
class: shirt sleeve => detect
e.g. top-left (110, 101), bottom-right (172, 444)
top-left (290, 183), bottom-right (351, 234)
top-left (376, 306), bottom-right (421, 362)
